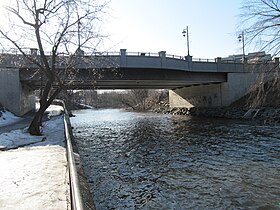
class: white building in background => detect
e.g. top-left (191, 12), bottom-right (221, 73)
top-left (222, 51), bottom-right (272, 63)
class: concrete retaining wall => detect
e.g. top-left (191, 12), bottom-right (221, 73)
top-left (0, 68), bottom-right (35, 116)
top-left (169, 72), bottom-right (260, 108)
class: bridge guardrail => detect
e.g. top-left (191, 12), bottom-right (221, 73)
top-left (0, 48), bottom-right (214, 61)
top-left (192, 58), bottom-right (216, 62)
top-left (166, 54), bottom-right (185, 60)
top-left (0, 48), bottom-right (277, 67)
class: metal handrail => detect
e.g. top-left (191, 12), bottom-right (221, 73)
top-left (0, 48), bottom-right (188, 60)
top-left (60, 100), bottom-right (84, 210)
top-left (166, 54), bottom-right (185, 59)
top-left (192, 58), bottom-right (216, 62)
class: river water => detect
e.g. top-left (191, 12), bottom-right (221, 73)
top-left (71, 109), bottom-right (280, 210)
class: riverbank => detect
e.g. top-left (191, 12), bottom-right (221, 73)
top-left (0, 104), bottom-right (96, 210)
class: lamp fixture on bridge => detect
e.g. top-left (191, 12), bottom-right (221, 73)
top-left (238, 31), bottom-right (245, 61)
top-left (182, 26), bottom-right (190, 56)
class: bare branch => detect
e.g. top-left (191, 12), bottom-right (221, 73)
top-left (1, 0), bottom-right (109, 135)
top-left (240, 0), bottom-right (280, 55)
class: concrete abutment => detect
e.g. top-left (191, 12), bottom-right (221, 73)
top-left (0, 68), bottom-right (35, 116)
top-left (169, 72), bottom-right (261, 108)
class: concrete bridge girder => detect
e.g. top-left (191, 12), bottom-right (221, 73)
top-left (19, 67), bottom-right (227, 89)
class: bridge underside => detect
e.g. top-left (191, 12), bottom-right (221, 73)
top-left (20, 67), bottom-right (227, 90)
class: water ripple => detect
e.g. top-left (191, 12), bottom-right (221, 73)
top-left (71, 109), bottom-right (280, 210)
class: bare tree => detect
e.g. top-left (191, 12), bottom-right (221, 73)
top-left (119, 89), bottom-right (149, 111)
top-left (239, 0), bottom-right (280, 108)
top-left (0, 0), bottom-right (108, 135)
top-left (120, 89), bottom-right (163, 111)
top-left (240, 0), bottom-right (280, 55)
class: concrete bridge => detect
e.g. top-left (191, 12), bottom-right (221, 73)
top-left (0, 49), bottom-right (279, 115)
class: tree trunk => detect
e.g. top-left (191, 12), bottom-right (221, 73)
top-left (28, 84), bottom-right (62, 136)
top-left (28, 106), bottom-right (46, 135)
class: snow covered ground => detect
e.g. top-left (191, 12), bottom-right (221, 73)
top-left (0, 110), bottom-right (70, 209)
top-left (0, 109), bottom-right (21, 127)
top-left (35, 103), bottom-right (65, 117)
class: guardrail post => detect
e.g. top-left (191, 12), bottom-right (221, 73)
top-left (159, 51), bottom-right (166, 68)
top-left (215, 57), bottom-right (221, 72)
top-left (120, 49), bottom-right (127, 67)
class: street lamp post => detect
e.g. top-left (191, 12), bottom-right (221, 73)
top-left (76, 11), bottom-right (84, 56)
top-left (238, 31), bottom-right (245, 61)
top-left (182, 26), bottom-right (190, 56)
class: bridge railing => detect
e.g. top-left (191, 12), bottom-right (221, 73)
top-left (192, 58), bottom-right (216, 62)
top-left (166, 54), bottom-right (185, 60)
top-left (0, 48), bottom-right (197, 61)
top-left (0, 48), bottom-right (39, 55)
top-left (0, 48), bottom-right (277, 68)
top-left (220, 59), bottom-right (276, 64)
top-left (84, 51), bottom-right (120, 56)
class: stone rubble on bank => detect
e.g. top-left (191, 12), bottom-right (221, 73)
top-left (152, 101), bottom-right (280, 125)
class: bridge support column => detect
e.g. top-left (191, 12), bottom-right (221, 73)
top-left (0, 68), bottom-right (35, 116)
top-left (169, 72), bottom-right (261, 108)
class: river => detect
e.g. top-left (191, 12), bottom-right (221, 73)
top-left (70, 109), bottom-right (280, 210)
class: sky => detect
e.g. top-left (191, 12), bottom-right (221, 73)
top-left (103, 0), bottom-right (244, 59)
top-left (0, 0), bottom-right (244, 59)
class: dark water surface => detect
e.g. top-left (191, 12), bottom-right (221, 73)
top-left (71, 109), bottom-right (280, 210)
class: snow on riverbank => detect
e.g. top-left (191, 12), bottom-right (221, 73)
top-left (0, 104), bottom-right (65, 150)
top-left (0, 109), bottom-right (21, 127)
top-left (0, 116), bottom-right (70, 210)
top-left (35, 103), bottom-right (65, 117)
top-left (0, 129), bottom-right (45, 150)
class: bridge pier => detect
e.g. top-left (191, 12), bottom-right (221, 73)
top-left (0, 68), bottom-right (35, 116)
top-left (169, 71), bottom-right (263, 108)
